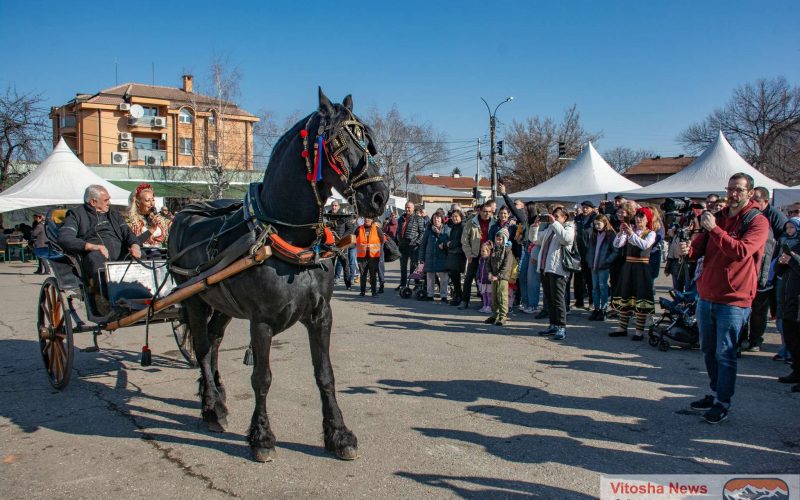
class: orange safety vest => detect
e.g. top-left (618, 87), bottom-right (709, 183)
top-left (356, 225), bottom-right (381, 258)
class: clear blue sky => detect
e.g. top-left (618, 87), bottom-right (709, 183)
top-left (2, 0), bottom-right (798, 173)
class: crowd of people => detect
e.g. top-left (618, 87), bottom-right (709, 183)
top-left (13, 177), bottom-right (799, 424)
top-left (326, 175), bottom-right (800, 424)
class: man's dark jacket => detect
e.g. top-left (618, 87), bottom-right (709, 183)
top-left (58, 204), bottom-right (137, 258)
top-left (328, 212), bottom-right (355, 240)
top-left (396, 213), bottom-right (425, 248)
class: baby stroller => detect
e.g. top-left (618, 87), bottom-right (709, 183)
top-left (648, 289), bottom-right (699, 351)
top-left (399, 263), bottom-right (426, 299)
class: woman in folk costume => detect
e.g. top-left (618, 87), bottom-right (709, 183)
top-left (609, 206), bottom-right (656, 341)
top-left (125, 183), bottom-right (171, 248)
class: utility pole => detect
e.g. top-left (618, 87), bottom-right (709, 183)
top-left (481, 96), bottom-right (513, 200)
top-left (475, 138), bottom-right (481, 200)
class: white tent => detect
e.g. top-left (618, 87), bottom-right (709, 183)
top-left (620, 131), bottom-right (787, 199)
top-left (0, 138), bottom-right (132, 213)
top-left (774, 186), bottom-right (800, 208)
top-left (509, 142), bottom-right (641, 203)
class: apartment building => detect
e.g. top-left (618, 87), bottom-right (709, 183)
top-left (50, 75), bottom-right (259, 169)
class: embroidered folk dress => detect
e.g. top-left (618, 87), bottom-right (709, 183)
top-left (611, 229), bottom-right (656, 315)
top-left (125, 212), bottom-right (171, 247)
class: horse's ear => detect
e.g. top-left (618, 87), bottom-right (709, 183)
top-left (318, 87), bottom-right (334, 115)
top-left (343, 94), bottom-right (353, 111)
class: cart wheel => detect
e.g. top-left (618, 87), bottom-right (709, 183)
top-left (658, 340), bottom-right (670, 352)
top-left (415, 289), bottom-right (426, 300)
top-left (400, 287), bottom-right (413, 299)
top-left (648, 335), bottom-right (659, 347)
top-left (37, 278), bottom-right (74, 389)
top-left (171, 320), bottom-right (196, 367)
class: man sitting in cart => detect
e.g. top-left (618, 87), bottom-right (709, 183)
top-left (58, 184), bottom-right (142, 313)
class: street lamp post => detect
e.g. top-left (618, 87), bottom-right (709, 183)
top-left (481, 96), bottom-right (513, 200)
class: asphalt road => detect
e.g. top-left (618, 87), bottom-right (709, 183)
top-left (1, 259), bottom-right (799, 499)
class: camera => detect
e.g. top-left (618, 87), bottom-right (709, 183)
top-left (676, 227), bottom-right (695, 242)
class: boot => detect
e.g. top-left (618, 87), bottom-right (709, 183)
top-left (598, 309), bottom-right (607, 321)
top-left (378, 283), bottom-right (384, 293)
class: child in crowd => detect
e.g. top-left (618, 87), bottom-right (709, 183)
top-left (477, 241), bottom-right (493, 313)
top-left (485, 228), bottom-right (516, 326)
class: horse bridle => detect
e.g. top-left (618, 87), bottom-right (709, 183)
top-left (300, 109), bottom-right (384, 228)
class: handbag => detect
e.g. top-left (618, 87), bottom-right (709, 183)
top-left (561, 239), bottom-right (581, 273)
top-left (383, 237), bottom-right (401, 262)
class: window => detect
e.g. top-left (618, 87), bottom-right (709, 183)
top-left (208, 112), bottom-right (216, 127)
top-left (207, 140), bottom-right (217, 158)
top-left (179, 138), bottom-right (193, 156)
top-left (142, 106), bottom-right (158, 117)
top-left (134, 137), bottom-right (159, 150)
top-left (179, 108), bottom-right (193, 124)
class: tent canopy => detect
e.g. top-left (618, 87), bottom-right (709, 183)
top-left (0, 138), bottom-right (131, 213)
top-left (619, 131), bottom-right (787, 200)
top-left (509, 142), bottom-right (641, 204)
top-left (774, 186), bottom-right (800, 208)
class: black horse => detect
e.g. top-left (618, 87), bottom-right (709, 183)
top-left (168, 89), bottom-right (389, 462)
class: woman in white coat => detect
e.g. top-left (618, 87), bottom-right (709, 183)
top-left (536, 206), bottom-right (576, 340)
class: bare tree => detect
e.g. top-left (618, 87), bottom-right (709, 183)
top-left (188, 57), bottom-right (255, 199)
top-left (0, 86), bottom-right (49, 190)
top-left (678, 76), bottom-right (800, 185)
top-left (604, 146), bottom-right (655, 173)
top-left (365, 106), bottom-right (447, 193)
top-left (253, 109), bottom-right (307, 171)
top-left (499, 105), bottom-right (601, 192)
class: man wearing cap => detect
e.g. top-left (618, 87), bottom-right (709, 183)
top-left (573, 201), bottom-right (597, 309)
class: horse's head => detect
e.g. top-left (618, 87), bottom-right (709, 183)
top-left (312, 88), bottom-right (389, 218)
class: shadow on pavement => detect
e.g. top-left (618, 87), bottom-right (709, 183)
top-left (395, 471), bottom-right (594, 498)
top-left (346, 377), bottom-right (798, 474)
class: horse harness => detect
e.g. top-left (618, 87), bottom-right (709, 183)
top-left (169, 109), bottom-right (383, 284)
top-left (300, 109), bottom-right (384, 233)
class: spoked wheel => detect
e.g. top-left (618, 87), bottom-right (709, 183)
top-left (37, 278), bottom-right (74, 389)
top-left (171, 320), bottom-right (195, 366)
top-left (648, 335), bottom-right (659, 347)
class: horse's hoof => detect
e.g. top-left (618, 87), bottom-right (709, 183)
top-left (252, 447), bottom-right (276, 462)
top-left (336, 446), bottom-right (359, 461)
top-left (207, 420), bottom-right (226, 433)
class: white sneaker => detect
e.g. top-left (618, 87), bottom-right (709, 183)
top-left (521, 306), bottom-right (536, 314)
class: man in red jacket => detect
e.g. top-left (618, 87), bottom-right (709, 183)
top-left (679, 173), bottom-right (769, 424)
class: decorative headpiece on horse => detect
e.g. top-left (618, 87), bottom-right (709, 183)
top-left (135, 182), bottom-right (153, 198)
top-left (298, 88), bottom-right (383, 204)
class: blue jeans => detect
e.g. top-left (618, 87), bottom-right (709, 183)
top-left (696, 299), bottom-right (751, 407)
top-left (591, 268), bottom-right (610, 309)
top-left (526, 258), bottom-right (541, 309)
top-left (348, 247), bottom-right (357, 277)
top-left (518, 248), bottom-right (530, 306)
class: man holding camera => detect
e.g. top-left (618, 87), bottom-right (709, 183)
top-left (679, 173), bottom-right (769, 424)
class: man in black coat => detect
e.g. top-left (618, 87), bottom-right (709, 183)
top-left (395, 201), bottom-right (426, 289)
top-left (742, 186), bottom-right (788, 351)
top-left (327, 201), bottom-right (354, 289)
top-left (58, 185), bottom-right (141, 311)
top-left (573, 200), bottom-right (597, 308)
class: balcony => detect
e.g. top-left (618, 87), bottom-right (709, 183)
top-left (133, 148), bottom-right (168, 166)
top-left (127, 116), bottom-right (168, 128)
top-left (59, 114), bottom-right (76, 129)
